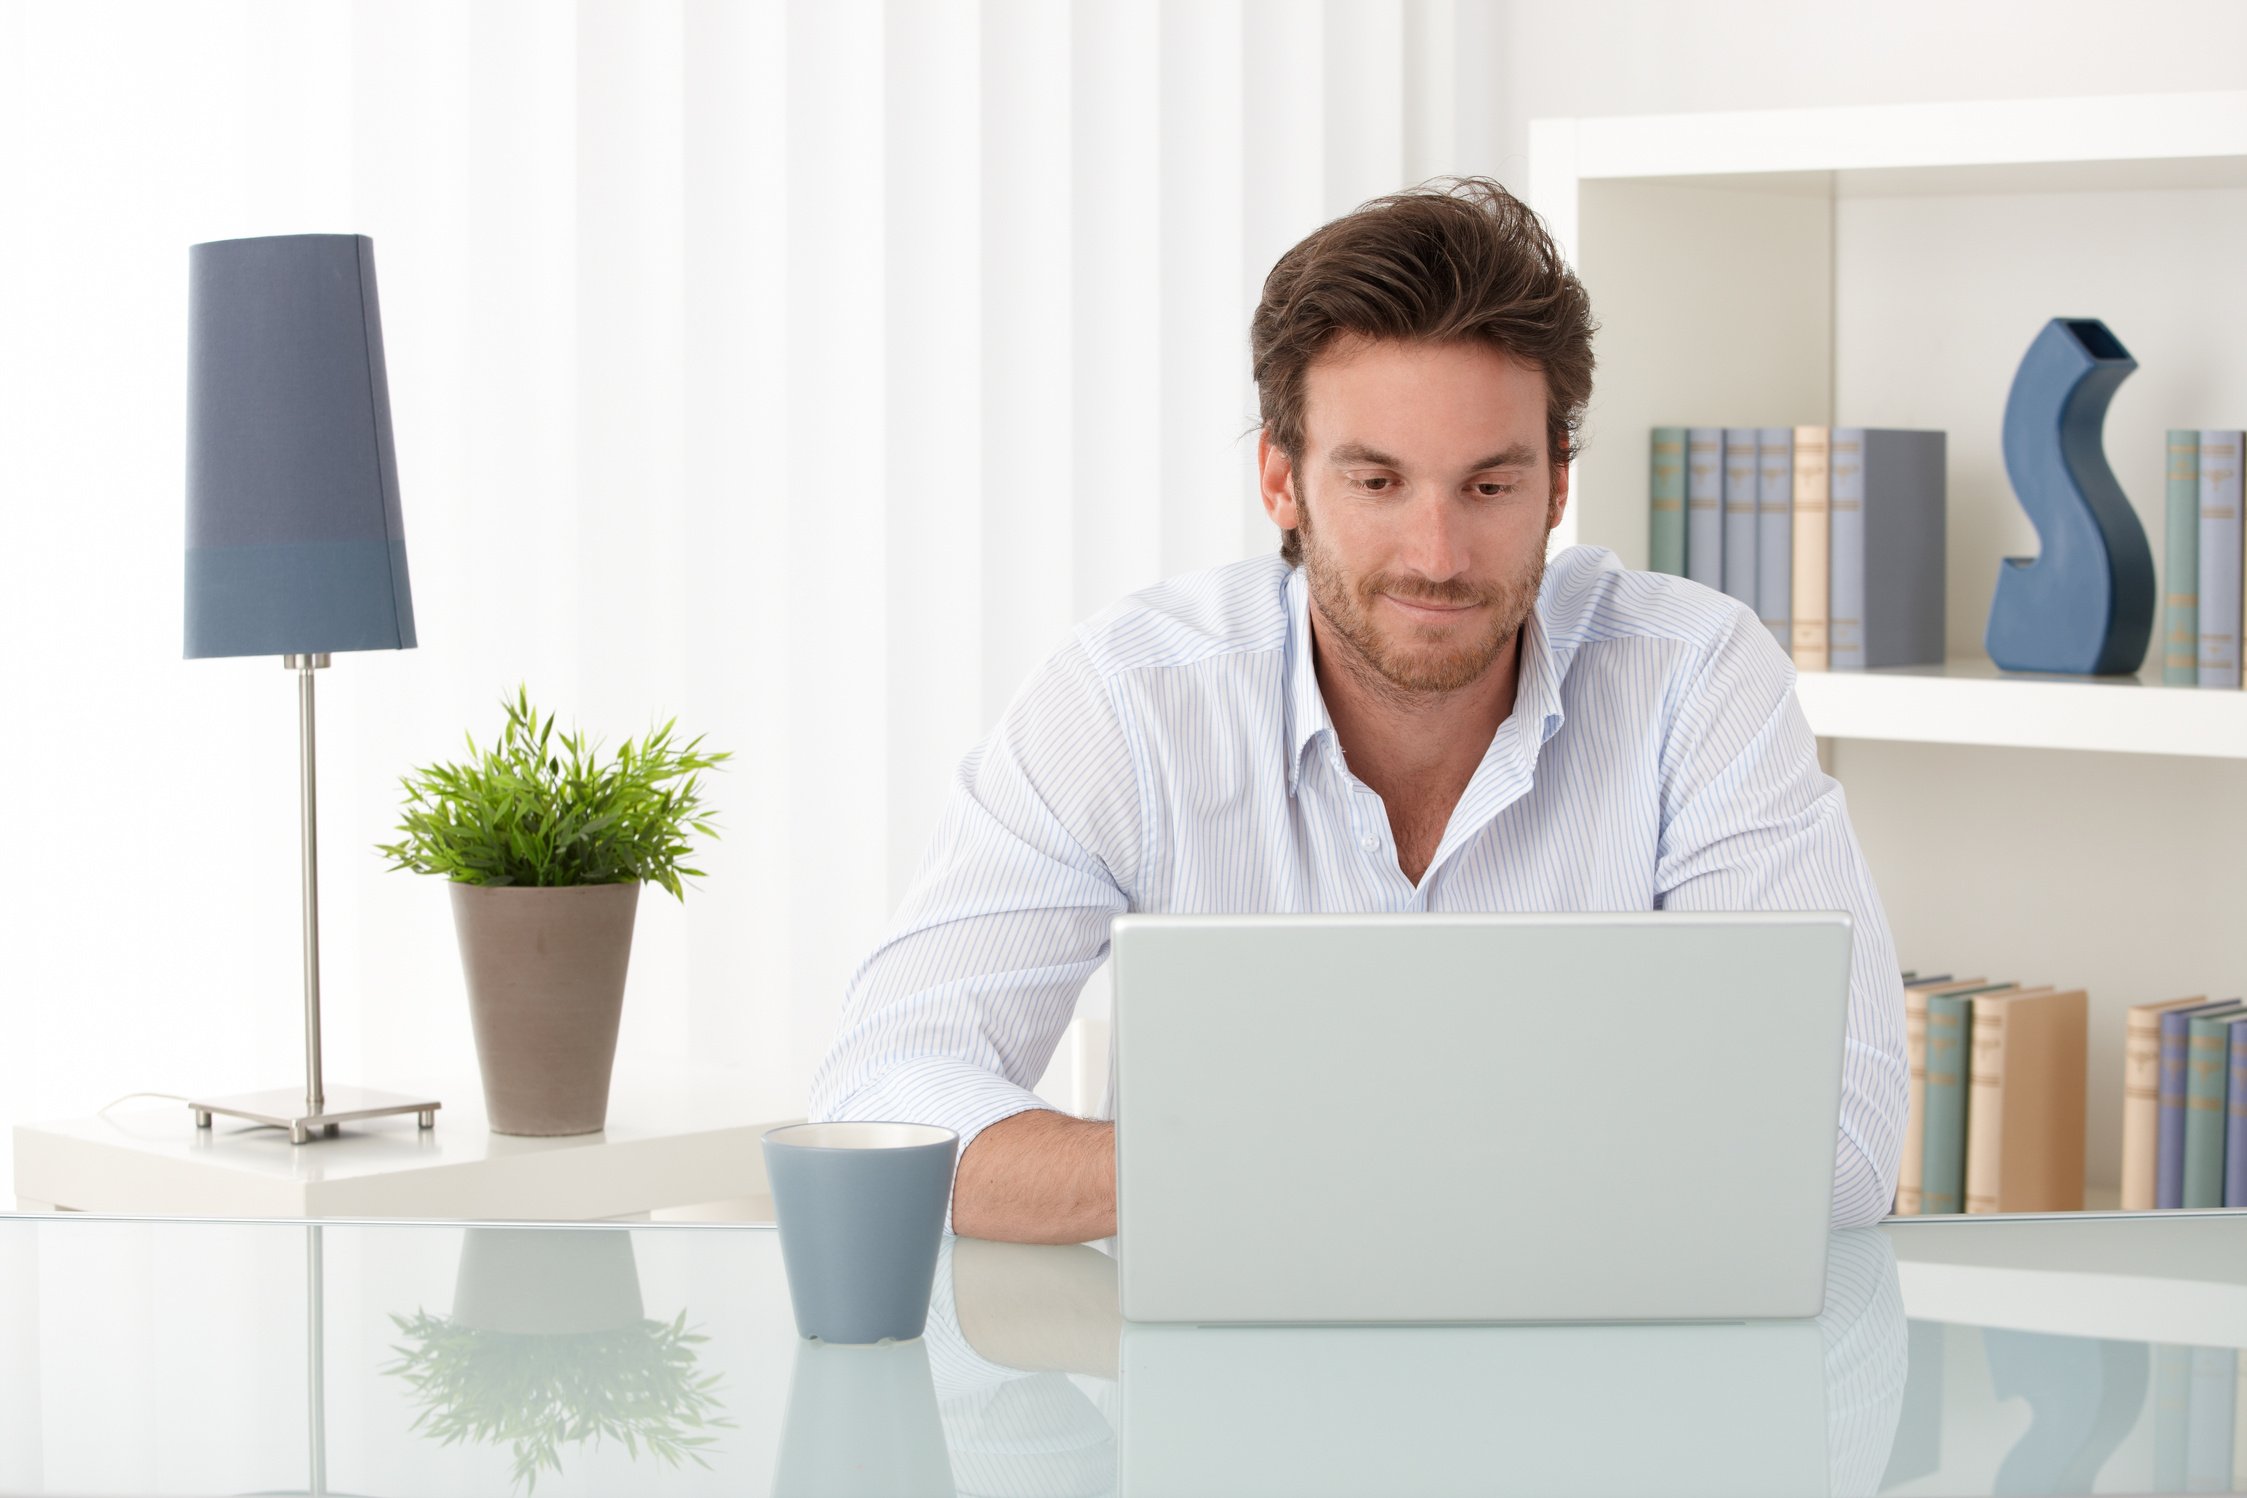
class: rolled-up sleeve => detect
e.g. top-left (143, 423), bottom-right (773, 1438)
top-left (1653, 609), bottom-right (1909, 1228)
top-left (808, 636), bottom-right (1142, 1224)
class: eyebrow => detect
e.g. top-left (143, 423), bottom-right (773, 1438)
top-left (1327, 441), bottom-right (1539, 472)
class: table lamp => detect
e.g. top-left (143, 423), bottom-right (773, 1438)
top-left (183, 232), bottom-right (440, 1145)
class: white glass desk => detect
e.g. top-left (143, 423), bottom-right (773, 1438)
top-left (1, 1209), bottom-right (2242, 1495)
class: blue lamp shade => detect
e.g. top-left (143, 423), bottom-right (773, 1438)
top-left (185, 233), bottom-right (416, 659)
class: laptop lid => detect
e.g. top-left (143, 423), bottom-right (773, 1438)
top-left (1111, 911), bottom-right (1853, 1323)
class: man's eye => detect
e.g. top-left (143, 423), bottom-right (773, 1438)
top-left (1475, 483), bottom-right (1518, 498)
top-left (1353, 476), bottom-right (1393, 493)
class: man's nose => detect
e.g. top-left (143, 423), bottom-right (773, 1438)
top-left (1397, 492), bottom-right (1472, 581)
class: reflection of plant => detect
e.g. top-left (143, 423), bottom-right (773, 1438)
top-left (382, 1307), bottom-right (735, 1493)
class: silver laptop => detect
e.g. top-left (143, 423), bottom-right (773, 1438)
top-left (1110, 911), bottom-right (1854, 1324)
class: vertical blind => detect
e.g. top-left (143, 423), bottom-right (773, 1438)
top-left (0, 0), bottom-right (1497, 1148)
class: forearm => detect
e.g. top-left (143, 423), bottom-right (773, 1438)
top-left (951, 1109), bottom-right (1116, 1244)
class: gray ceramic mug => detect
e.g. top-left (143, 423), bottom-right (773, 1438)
top-left (763, 1121), bottom-right (958, 1344)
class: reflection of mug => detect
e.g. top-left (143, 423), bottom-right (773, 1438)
top-left (763, 1122), bottom-right (957, 1344)
top-left (773, 1337), bottom-right (957, 1498)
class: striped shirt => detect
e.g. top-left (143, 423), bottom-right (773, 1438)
top-left (810, 545), bottom-right (1909, 1228)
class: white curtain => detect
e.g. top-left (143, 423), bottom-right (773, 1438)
top-left (0, 0), bottom-right (1501, 1180)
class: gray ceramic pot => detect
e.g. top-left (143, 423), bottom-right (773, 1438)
top-left (449, 882), bottom-right (640, 1136)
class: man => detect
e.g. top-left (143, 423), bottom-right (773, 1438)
top-left (810, 177), bottom-right (1907, 1243)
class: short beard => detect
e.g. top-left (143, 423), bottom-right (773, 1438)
top-left (1297, 497), bottom-right (1547, 701)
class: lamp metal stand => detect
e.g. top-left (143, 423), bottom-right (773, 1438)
top-left (187, 655), bottom-right (441, 1144)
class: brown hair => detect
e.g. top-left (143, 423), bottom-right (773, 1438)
top-left (1251, 177), bottom-right (1597, 567)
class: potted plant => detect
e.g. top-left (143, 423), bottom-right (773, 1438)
top-left (378, 687), bottom-right (728, 1135)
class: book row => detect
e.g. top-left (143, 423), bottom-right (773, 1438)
top-left (1894, 974), bottom-right (2084, 1216)
top-left (1648, 426), bottom-right (1946, 670)
top-left (2164, 430), bottom-right (2247, 688)
top-left (2148, 1345), bottom-right (2247, 1493)
top-left (2121, 995), bottom-right (2247, 1209)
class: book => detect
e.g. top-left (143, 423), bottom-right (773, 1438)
top-left (2124, 996), bottom-right (2208, 1210)
top-left (1648, 427), bottom-right (1686, 575)
top-left (1964, 986), bottom-right (2084, 1213)
top-left (2227, 1016), bottom-right (2247, 1208)
top-left (1722, 428), bottom-right (1759, 611)
top-left (1899, 985), bottom-right (1928, 1214)
top-left (2160, 1000), bottom-right (2246, 1207)
top-left (2167, 430), bottom-right (2200, 685)
top-left (1921, 985), bottom-right (1987, 1213)
top-left (1899, 976), bottom-right (1989, 1215)
top-left (1827, 428), bottom-right (1946, 670)
top-left (1755, 427), bottom-right (1793, 653)
top-left (2183, 1008), bottom-right (2241, 1208)
top-left (1790, 426), bottom-right (1830, 670)
top-left (2198, 430), bottom-right (2243, 689)
top-left (1686, 428), bottom-right (1723, 592)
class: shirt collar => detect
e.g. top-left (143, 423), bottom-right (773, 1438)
top-left (1284, 565), bottom-right (1332, 797)
top-left (1283, 564), bottom-right (1568, 799)
top-left (1511, 601), bottom-right (1567, 755)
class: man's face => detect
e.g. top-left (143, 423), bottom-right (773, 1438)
top-left (1259, 337), bottom-right (1568, 698)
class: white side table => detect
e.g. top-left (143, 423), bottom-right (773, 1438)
top-left (11, 1066), bottom-right (800, 1222)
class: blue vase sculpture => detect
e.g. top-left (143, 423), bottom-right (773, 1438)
top-left (1984, 317), bottom-right (2153, 676)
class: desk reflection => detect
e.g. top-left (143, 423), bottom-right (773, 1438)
top-left (918, 1228), bottom-right (1906, 1498)
top-left (0, 1214), bottom-right (1909, 1496)
top-left (383, 1227), bottom-right (736, 1489)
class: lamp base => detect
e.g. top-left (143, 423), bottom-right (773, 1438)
top-left (188, 1084), bottom-right (441, 1145)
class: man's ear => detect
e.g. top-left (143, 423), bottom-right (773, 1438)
top-left (1258, 429), bottom-right (1302, 534)
top-left (1548, 454), bottom-right (1571, 533)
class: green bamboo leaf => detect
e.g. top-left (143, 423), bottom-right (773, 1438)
top-left (378, 689), bottom-right (728, 898)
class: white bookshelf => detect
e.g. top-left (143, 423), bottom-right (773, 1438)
top-left (1527, 91), bottom-right (2247, 1200)
top-left (1529, 88), bottom-right (2247, 763)
top-left (1791, 662), bottom-right (2247, 759)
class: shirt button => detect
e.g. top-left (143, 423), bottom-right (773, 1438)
top-left (1361, 834), bottom-right (1381, 852)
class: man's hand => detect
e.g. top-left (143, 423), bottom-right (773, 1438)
top-left (951, 1109), bottom-right (1115, 1244)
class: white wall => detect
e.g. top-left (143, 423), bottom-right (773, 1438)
top-left (1486, 0), bottom-right (2247, 187)
top-left (0, 0), bottom-right (1497, 1203)
top-left (1491, 0), bottom-right (2247, 1193)
top-left (7, 0), bottom-right (2239, 1207)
